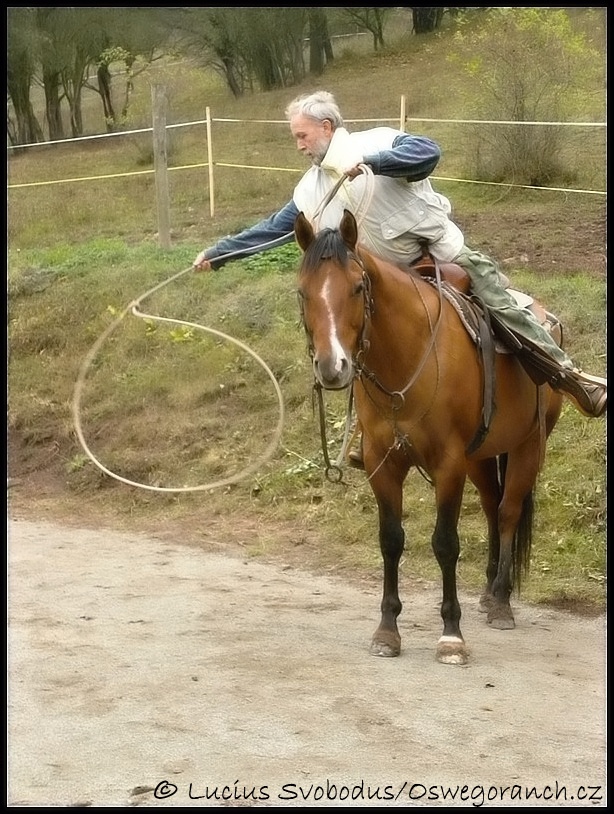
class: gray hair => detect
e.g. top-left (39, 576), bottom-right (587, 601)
top-left (284, 90), bottom-right (344, 128)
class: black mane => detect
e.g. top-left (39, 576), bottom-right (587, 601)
top-left (301, 228), bottom-right (348, 272)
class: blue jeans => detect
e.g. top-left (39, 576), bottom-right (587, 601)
top-left (454, 246), bottom-right (573, 370)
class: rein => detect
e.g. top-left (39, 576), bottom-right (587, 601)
top-left (307, 250), bottom-right (446, 480)
top-left (303, 164), bottom-right (446, 478)
top-left (355, 255), bottom-right (446, 410)
top-left (313, 382), bottom-right (355, 483)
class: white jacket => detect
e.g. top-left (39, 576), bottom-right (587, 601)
top-left (293, 127), bottom-right (465, 264)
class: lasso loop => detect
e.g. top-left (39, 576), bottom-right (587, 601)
top-left (73, 169), bottom-right (371, 492)
top-left (72, 265), bottom-right (285, 493)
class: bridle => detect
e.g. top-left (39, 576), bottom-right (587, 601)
top-left (301, 245), bottom-right (446, 481)
top-left (355, 252), bottom-right (446, 405)
top-left (300, 251), bottom-right (373, 482)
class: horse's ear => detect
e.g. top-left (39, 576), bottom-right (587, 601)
top-left (294, 212), bottom-right (314, 252)
top-left (339, 209), bottom-right (358, 251)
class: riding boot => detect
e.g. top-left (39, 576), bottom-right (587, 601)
top-left (552, 370), bottom-right (607, 418)
top-left (348, 433), bottom-right (365, 470)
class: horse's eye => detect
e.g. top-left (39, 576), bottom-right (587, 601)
top-left (352, 281), bottom-right (365, 297)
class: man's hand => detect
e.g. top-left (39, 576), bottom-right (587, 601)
top-left (343, 165), bottom-right (364, 180)
top-left (193, 251), bottom-right (212, 271)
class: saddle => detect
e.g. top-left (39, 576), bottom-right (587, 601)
top-left (408, 242), bottom-right (564, 453)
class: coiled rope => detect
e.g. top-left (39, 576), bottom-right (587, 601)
top-left (72, 262), bottom-right (285, 493)
top-left (72, 164), bottom-right (375, 492)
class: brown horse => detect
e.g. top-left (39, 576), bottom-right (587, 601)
top-left (295, 209), bottom-right (563, 665)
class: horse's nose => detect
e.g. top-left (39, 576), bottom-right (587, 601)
top-left (313, 354), bottom-right (353, 389)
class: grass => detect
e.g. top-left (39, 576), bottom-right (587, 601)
top-left (7, 9), bottom-right (606, 612)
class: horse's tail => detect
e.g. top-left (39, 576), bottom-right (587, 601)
top-left (498, 453), bottom-right (534, 593)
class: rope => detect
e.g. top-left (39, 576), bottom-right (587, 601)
top-left (73, 161), bottom-right (373, 491)
top-left (309, 164), bottom-right (375, 233)
top-left (72, 264), bottom-right (285, 493)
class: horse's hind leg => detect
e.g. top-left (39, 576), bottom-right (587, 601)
top-left (431, 472), bottom-right (469, 665)
top-left (487, 449), bottom-right (540, 630)
top-left (467, 458), bottom-right (503, 615)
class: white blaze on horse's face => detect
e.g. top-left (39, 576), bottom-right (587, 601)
top-left (322, 278), bottom-right (349, 371)
top-left (307, 268), bottom-right (357, 391)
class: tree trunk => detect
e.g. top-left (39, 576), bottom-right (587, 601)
top-left (42, 70), bottom-right (65, 141)
top-left (412, 8), bottom-right (442, 35)
top-left (7, 70), bottom-right (44, 144)
top-left (308, 8), bottom-right (331, 76)
top-left (97, 63), bottom-right (116, 132)
top-left (220, 56), bottom-right (243, 98)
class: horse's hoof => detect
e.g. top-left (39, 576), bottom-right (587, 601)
top-left (436, 636), bottom-right (469, 665)
top-left (370, 633), bottom-right (401, 658)
top-left (478, 592), bottom-right (494, 613)
top-left (488, 614), bottom-right (515, 630)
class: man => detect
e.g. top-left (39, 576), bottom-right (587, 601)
top-left (193, 90), bottom-right (606, 424)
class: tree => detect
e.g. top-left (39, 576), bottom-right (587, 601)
top-left (7, 7), bottom-right (173, 142)
top-left (175, 8), bottom-right (248, 98)
top-left (241, 9), bottom-right (308, 91)
top-left (341, 8), bottom-right (393, 51)
top-left (7, 8), bottom-right (44, 145)
top-left (88, 8), bottom-right (172, 130)
top-left (175, 8), bottom-right (310, 96)
top-left (308, 8), bottom-right (334, 76)
top-left (449, 8), bottom-right (602, 185)
top-left (28, 8), bottom-right (111, 138)
top-left (411, 8), bottom-right (445, 34)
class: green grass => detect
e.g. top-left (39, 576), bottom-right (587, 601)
top-left (8, 9), bottom-right (606, 612)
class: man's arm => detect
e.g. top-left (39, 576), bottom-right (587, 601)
top-left (194, 200), bottom-right (299, 270)
top-left (360, 133), bottom-right (441, 181)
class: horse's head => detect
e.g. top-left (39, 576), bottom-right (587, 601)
top-left (295, 209), bottom-right (369, 390)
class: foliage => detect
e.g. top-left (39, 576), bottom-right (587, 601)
top-left (448, 8), bottom-right (604, 185)
top-left (7, 8), bottom-right (174, 143)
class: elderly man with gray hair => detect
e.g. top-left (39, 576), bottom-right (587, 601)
top-left (193, 90), bottom-right (606, 423)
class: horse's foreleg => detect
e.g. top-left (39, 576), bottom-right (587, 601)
top-left (431, 479), bottom-right (469, 665)
top-left (370, 498), bottom-right (404, 657)
top-left (367, 459), bottom-right (406, 657)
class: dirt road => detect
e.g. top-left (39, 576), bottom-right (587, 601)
top-left (8, 518), bottom-right (606, 808)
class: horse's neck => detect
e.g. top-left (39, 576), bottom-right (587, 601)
top-left (361, 249), bottom-right (438, 326)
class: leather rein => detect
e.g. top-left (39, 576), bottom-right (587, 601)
top-left (306, 250), bottom-right (446, 480)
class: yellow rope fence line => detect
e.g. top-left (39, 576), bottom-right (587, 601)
top-left (8, 165), bottom-right (606, 196)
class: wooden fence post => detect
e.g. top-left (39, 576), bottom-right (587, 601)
top-left (399, 95), bottom-right (406, 131)
top-left (151, 83), bottom-right (171, 248)
top-left (206, 106), bottom-right (215, 218)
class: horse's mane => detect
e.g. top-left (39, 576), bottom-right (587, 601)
top-left (299, 223), bottom-right (416, 287)
top-left (300, 228), bottom-right (349, 272)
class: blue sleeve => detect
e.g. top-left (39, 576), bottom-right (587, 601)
top-left (203, 200), bottom-right (299, 269)
top-left (362, 134), bottom-right (441, 181)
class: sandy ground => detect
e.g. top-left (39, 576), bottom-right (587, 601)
top-left (7, 518), bottom-right (606, 808)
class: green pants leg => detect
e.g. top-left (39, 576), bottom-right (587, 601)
top-left (454, 246), bottom-right (574, 370)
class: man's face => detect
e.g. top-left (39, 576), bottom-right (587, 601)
top-left (290, 114), bottom-right (333, 166)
